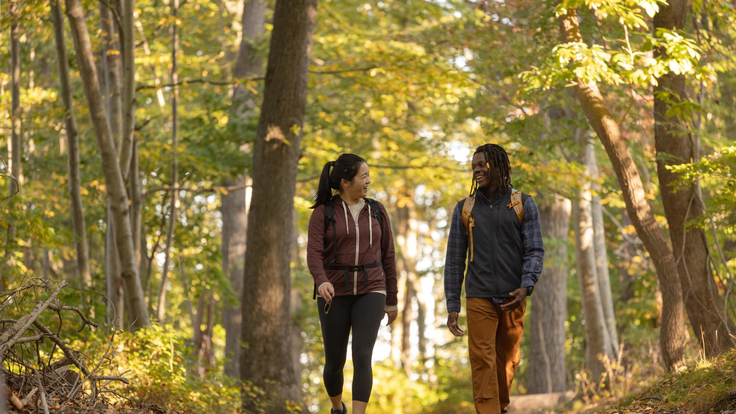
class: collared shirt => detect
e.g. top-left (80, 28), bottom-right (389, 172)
top-left (444, 191), bottom-right (544, 313)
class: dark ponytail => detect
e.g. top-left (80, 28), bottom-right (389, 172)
top-left (311, 153), bottom-right (367, 209)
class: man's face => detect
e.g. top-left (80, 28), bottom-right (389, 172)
top-left (472, 152), bottom-right (498, 192)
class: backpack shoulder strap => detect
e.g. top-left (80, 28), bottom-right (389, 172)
top-left (323, 201), bottom-right (338, 264)
top-left (507, 189), bottom-right (524, 223)
top-left (365, 198), bottom-right (383, 228)
top-left (461, 196), bottom-right (476, 262)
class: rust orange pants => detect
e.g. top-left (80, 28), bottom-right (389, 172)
top-left (466, 297), bottom-right (526, 414)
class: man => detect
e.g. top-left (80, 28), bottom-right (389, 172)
top-left (444, 143), bottom-right (544, 414)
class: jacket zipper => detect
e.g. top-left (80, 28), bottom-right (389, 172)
top-left (354, 213), bottom-right (359, 295)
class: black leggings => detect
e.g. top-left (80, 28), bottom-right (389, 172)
top-left (317, 293), bottom-right (385, 402)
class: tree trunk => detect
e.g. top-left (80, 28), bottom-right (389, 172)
top-left (222, 175), bottom-right (249, 377)
top-left (232, 0), bottom-right (266, 115)
top-left (240, 0), bottom-right (317, 409)
top-left (99, 2), bottom-right (122, 147)
top-left (527, 194), bottom-right (570, 394)
top-left (559, 8), bottom-right (687, 371)
top-left (65, 0), bottom-right (150, 328)
top-left (157, 0), bottom-right (180, 324)
top-left (99, 0), bottom-right (125, 327)
top-left (222, 0), bottom-right (265, 379)
top-left (106, 206), bottom-right (125, 327)
top-left (574, 138), bottom-right (613, 383)
top-left (390, 266), bottom-right (407, 368)
top-left (130, 140), bottom-right (143, 272)
top-left (9, 4), bottom-right (21, 199)
top-left (653, 0), bottom-right (735, 356)
top-left (120, 0), bottom-right (135, 177)
top-left (52, 0), bottom-right (92, 290)
top-left (590, 150), bottom-right (619, 351)
top-left (394, 200), bottom-right (419, 375)
top-left (6, 3), bottom-right (21, 268)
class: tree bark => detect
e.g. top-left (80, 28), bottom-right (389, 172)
top-left (120, 0), bottom-right (136, 177)
top-left (52, 0), bottom-right (92, 290)
top-left (130, 140), bottom-right (143, 274)
top-left (590, 150), bottom-right (619, 351)
top-left (394, 200), bottom-right (419, 374)
top-left (99, 0), bottom-right (125, 327)
top-left (222, 175), bottom-right (249, 377)
top-left (653, 0), bottom-right (735, 356)
top-left (99, 2), bottom-right (122, 147)
top-left (157, 0), bottom-right (180, 324)
top-left (527, 194), bottom-right (570, 394)
top-left (240, 0), bottom-right (317, 409)
top-left (9, 3), bottom-right (21, 199)
top-left (65, 0), bottom-right (150, 328)
top-left (558, 8), bottom-right (687, 371)
top-left (106, 206), bottom-right (124, 328)
top-left (5, 3), bottom-right (21, 269)
top-left (222, 0), bottom-right (265, 379)
top-left (574, 138), bottom-right (613, 383)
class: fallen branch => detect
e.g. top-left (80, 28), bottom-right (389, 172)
top-left (0, 281), bottom-right (67, 354)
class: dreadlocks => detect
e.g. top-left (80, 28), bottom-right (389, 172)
top-left (469, 143), bottom-right (512, 197)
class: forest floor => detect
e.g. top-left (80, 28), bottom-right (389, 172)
top-left (571, 348), bottom-right (736, 414)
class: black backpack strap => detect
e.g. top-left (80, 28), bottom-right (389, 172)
top-left (324, 201), bottom-right (338, 265)
top-left (365, 198), bottom-right (383, 228)
top-left (315, 201), bottom-right (338, 300)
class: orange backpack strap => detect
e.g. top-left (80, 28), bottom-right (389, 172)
top-left (507, 189), bottom-right (524, 223)
top-left (461, 195), bottom-right (476, 262)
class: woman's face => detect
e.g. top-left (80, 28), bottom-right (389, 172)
top-left (342, 162), bottom-right (370, 199)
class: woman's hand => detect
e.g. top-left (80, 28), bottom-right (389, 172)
top-left (317, 283), bottom-right (335, 302)
top-left (385, 310), bottom-right (398, 325)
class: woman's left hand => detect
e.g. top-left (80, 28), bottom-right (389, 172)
top-left (385, 310), bottom-right (398, 325)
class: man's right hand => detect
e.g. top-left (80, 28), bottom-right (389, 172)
top-left (447, 311), bottom-right (464, 337)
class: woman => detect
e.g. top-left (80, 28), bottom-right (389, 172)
top-left (307, 153), bottom-right (399, 414)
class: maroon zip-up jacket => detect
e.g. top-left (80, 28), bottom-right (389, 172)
top-left (307, 196), bottom-right (398, 307)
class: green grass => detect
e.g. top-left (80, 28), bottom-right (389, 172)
top-left (606, 348), bottom-right (736, 413)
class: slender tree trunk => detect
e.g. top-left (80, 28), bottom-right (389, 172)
top-left (590, 149), bottom-right (619, 351)
top-left (574, 138), bottom-right (613, 383)
top-left (52, 0), bottom-right (92, 290)
top-left (99, 2), bottom-right (122, 147)
top-left (222, 0), bottom-right (265, 378)
top-left (99, 0), bottom-right (126, 326)
top-left (130, 140), bottom-right (143, 272)
top-left (222, 175), bottom-right (249, 377)
top-left (653, 0), bottom-right (735, 356)
top-left (157, 0), bottom-right (180, 324)
top-left (106, 207), bottom-right (124, 327)
top-left (65, 0), bottom-right (150, 328)
top-left (617, 209), bottom-right (639, 302)
top-left (394, 200), bottom-right (419, 374)
top-left (390, 267), bottom-right (407, 367)
top-left (120, 0), bottom-right (135, 177)
top-left (240, 0), bottom-right (317, 409)
top-left (527, 194), bottom-right (570, 394)
top-left (6, 3), bottom-right (21, 267)
top-left (559, 8), bottom-right (687, 371)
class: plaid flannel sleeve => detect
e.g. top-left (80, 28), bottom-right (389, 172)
top-left (521, 196), bottom-right (545, 288)
top-left (444, 202), bottom-right (467, 313)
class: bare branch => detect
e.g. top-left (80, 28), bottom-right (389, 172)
top-left (0, 281), bottom-right (67, 353)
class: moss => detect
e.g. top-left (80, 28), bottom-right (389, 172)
top-left (603, 348), bottom-right (736, 413)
